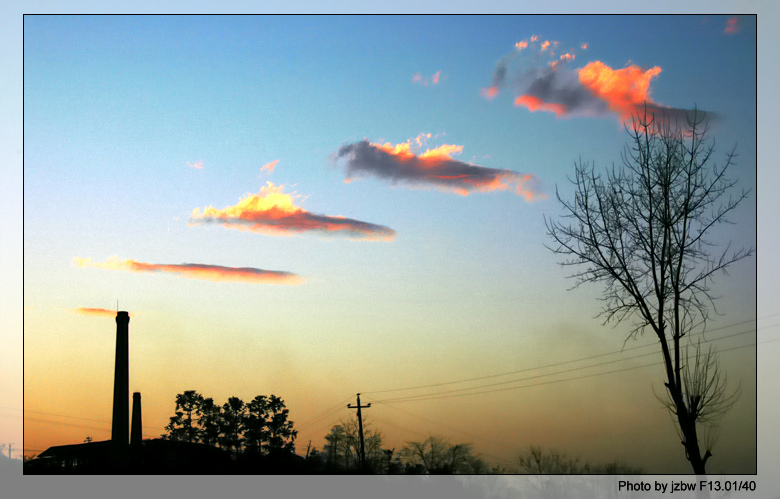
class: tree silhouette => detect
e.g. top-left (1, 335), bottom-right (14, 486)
top-left (517, 445), bottom-right (642, 474)
top-left (197, 397), bottom-right (221, 447)
top-left (163, 391), bottom-right (297, 465)
top-left (219, 396), bottom-right (246, 458)
top-left (323, 417), bottom-right (384, 472)
top-left (164, 390), bottom-right (204, 443)
top-left (545, 107), bottom-right (753, 474)
top-left (244, 395), bottom-right (269, 456)
top-left (399, 435), bottom-right (486, 474)
top-left (265, 395), bottom-right (297, 454)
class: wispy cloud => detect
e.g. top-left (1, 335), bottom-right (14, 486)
top-left (190, 182), bottom-right (395, 240)
top-left (73, 256), bottom-right (303, 284)
top-left (484, 36), bottom-right (701, 124)
top-left (71, 307), bottom-right (131, 317)
top-left (334, 133), bottom-right (541, 200)
top-left (412, 71), bottom-right (443, 86)
top-left (186, 160), bottom-right (204, 170)
top-left (261, 159), bottom-right (279, 174)
top-left (724, 16), bottom-right (740, 34)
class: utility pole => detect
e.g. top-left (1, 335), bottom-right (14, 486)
top-left (347, 393), bottom-right (371, 470)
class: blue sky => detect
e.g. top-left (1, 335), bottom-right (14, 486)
top-left (12, 11), bottom-right (766, 480)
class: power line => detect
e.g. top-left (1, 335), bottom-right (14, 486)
top-left (19, 408), bottom-right (168, 432)
top-left (363, 317), bottom-right (762, 397)
top-left (295, 395), bottom-right (354, 432)
top-left (369, 327), bottom-right (761, 404)
top-left (373, 340), bottom-right (759, 404)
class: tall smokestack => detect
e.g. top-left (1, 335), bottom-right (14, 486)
top-left (131, 392), bottom-right (142, 447)
top-left (112, 311), bottom-right (130, 446)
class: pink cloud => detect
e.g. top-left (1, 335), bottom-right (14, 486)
top-left (261, 159), bottom-right (279, 173)
top-left (74, 256), bottom-right (303, 285)
top-left (724, 17), bottom-right (740, 34)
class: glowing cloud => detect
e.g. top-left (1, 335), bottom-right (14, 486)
top-left (531, 35), bottom-right (539, 42)
top-left (71, 307), bottom-right (131, 318)
top-left (515, 40), bottom-right (528, 50)
top-left (577, 61), bottom-right (663, 122)
top-left (514, 95), bottom-right (568, 117)
top-left (261, 159), bottom-right (279, 173)
top-left (724, 16), bottom-right (740, 34)
top-left (432, 71), bottom-right (441, 84)
top-left (187, 160), bottom-right (204, 170)
top-left (190, 182), bottom-right (395, 240)
top-left (334, 134), bottom-right (541, 200)
top-left (483, 36), bottom-right (699, 124)
top-left (73, 256), bottom-right (303, 284)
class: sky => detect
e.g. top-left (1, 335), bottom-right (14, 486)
top-left (13, 12), bottom-right (765, 478)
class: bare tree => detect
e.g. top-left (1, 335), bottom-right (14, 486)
top-left (517, 445), bottom-right (642, 474)
top-left (545, 107), bottom-right (753, 474)
top-left (400, 435), bottom-right (486, 474)
top-left (323, 417), bottom-right (385, 472)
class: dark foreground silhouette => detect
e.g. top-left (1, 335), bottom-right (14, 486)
top-left (23, 438), bottom-right (311, 475)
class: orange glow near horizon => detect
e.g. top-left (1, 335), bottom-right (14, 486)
top-left (578, 61), bottom-right (662, 122)
top-left (514, 95), bottom-right (568, 117)
top-left (190, 182), bottom-right (395, 240)
top-left (73, 256), bottom-right (304, 284)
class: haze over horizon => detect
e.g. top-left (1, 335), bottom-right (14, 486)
top-left (20, 15), bottom-right (757, 473)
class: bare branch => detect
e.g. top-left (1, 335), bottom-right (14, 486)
top-left (545, 104), bottom-right (753, 474)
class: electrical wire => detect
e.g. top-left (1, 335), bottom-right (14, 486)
top-left (368, 325), bottom-right (762, 404)
top-left (372, 339), bottom-right (760, 404)
top-left (362, 316), bottom-right (762, 397)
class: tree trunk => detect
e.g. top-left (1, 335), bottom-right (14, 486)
top-left (671, 387), bottom-right (709, 475)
